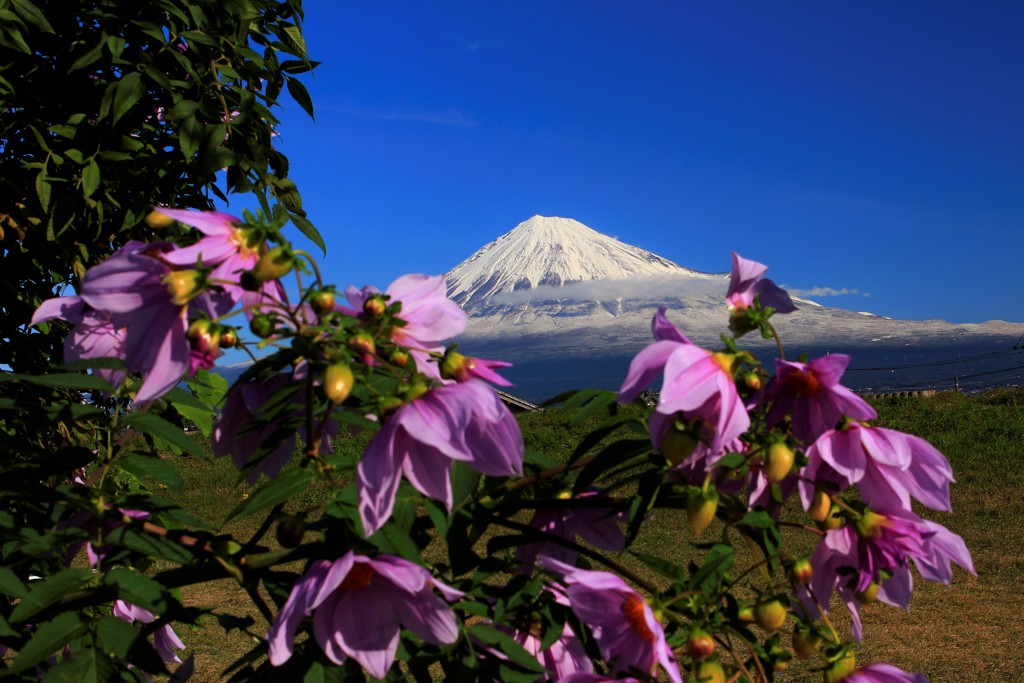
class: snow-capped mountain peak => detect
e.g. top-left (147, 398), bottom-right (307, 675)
top-left (446, 215), bottom-right (703, 306)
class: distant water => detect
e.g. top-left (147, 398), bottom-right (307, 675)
top-left (214, 340), bottom-right (1024, 405)
top-left (494, 340), bottom-right (1024, 403)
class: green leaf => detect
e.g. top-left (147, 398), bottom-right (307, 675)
top-left (104, 568), bottom-right (169, 613)
top-left (96, 615), bottom-right (140, 660)
top-left (165, 386), bottom-right (215, 437)
top-left (112, 72), bottom-right (144, 124)
top-left (10, 612), bottom-right (88, 673)
top-left (285, 75), bottom-right (314, 119)
top-left (117, 452), bottom-right (183, 492)
top-left (0, 567), bottom-right (29, 599)
top-left (106, 527), bottom-right (196, 565)
top-left (282, 24), bottom-right (308, 57)
top-left (467, 624), bottom-right (547, 673)
top-left (567, 390), bottom-right (617, 426)
top-left (35, 169), bottom-right (51, 211)
top-left (69, 37), bottom-right (106, 71)
top-left (0, 371), bottom-right (112, 392)
top-left (10, 0), bottom-right (55, 33)
top-left (289, 213), bottom-right (325, 254)
top-left (10, 569), bottom-right (90, 623)
top-left (187, 369), bottom-right (228, 407)
top-left (82, 159), bottom-right (101, 197)
top-left (690, 543), bottom-right (735, 596)
top-left (122, 413), bottom-right (203, 457)
top-left (631, 551), bottom-right (688, 583)
top-left (227, 467), bottom-right (313, 520)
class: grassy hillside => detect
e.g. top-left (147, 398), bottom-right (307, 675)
top-left (167, 388), bottom-right (1024, 681)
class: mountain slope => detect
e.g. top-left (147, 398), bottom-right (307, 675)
top-left (446, 215), bottom-right (713, 306)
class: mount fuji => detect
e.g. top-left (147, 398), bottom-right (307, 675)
top-left (446, 216), bottom-right (1024, 400)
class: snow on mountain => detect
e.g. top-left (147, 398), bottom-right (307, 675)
top-left (445, 216), bottom-right (1024, 364)
top-left (446, 215), bottom-right (714, 307)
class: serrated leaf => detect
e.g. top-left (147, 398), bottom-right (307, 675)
top-left (226, 467), bottom-right (312, 520)
top-left (10, 612), bottom-right (88, 673)
top-left (568, 390), bottom-right (617, 426)
top-left (289, 213), bottom-right (325, 254)
top-left (117, 452), bottom-right (183, 492)
top-left (188, 369), bottom-right (228, 407)
top-left (69, 37), bottom-right (105, 71)
top-left (285, 75), bottom-right (314, 119)
top-left (122, 413), bottom-right (203, 457)
top-left (0, 567), bottom-right (28, 598)
top-left (10, 569), bottom-right (91, 623)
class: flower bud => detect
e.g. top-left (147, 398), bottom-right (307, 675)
top-left (389, 349), bottom-right (410, 367)
top-left (323, 363), bottom-right (355, 404)
top-left (764, 442), bottom-right (795, 483)
top-left (741, 370), bottom-right (762, 391)
top-left (697, 657), bottom-right (726, 683)
top-left (439, 351), bottom-right (470, 382)
top-left (856, 509), bottom-right (888, 540)
top-left (250, 313), bottom-right (275, 339)
top-left (348, 332), bottom-right (376, 357)
top-left (687, 628), bottom-right (715, 660)
top-left (660, 420), bottom-right (700, 466)
top-left (754, 597), bottom-right (788, 633)
top-left (404, 380), bottom-right (429, 402)
top-left (363, 295), bottom-right (387, 317)
top-left (310, 289), bottom-right (335, 314)
top-left (687, 487), bottom-right (719, 537)
top-left (729, 310), bottom-right (757, 337)
top-left (817, 504), bottom-right (843, 531)
top-left (823, 649), bottom-right (856, 683)
top-left (251, 245), bottom-right (294, 282)
top-left (146, 209), bottom-right (176, 228)
top-left (187, 319), bottom-right (219, 353)
top-left (808, 489), bottom-right (832, 523)
top-left (788, 558), bottom-right (813, 586)
top-left (275, 515), bottom-right (306, 548)
top-left (163, 269), bottom-right (205, 306)
top-left (855, 581), bottom-right (879, 606)
top-left (220, 328), bottom-right (238, 348)
top-left (792, 626), bottom-right (821, 660)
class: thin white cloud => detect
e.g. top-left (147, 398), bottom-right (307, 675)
top-left (787, 286), bottom-right (867, 298)
top-left (490, 274), bottom-right (726, 305)
top-left (334, 105), bottom-right (475, 127)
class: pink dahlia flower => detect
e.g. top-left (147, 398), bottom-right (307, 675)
top-left (800, 422), bottom-right (955, 514)
top-left (358, 380), bottom-right (523, 535)
top-left (267, 552), bottom-right (462, 679)
top-left (517, 486), bottom-right (626, 566)
top-left (212, 372), bottom-right (334, 484)
top-left (726, 252), bottom-right (796, 314)
top-left (541, 558), bottom-right (682, 683)
top-left (113, 600), bottom-right (186, 663)
top-left (841, 663), bottom-right (929, 683)
top-left (31, 295), bottom-right (126, 391)
top-left (341, 274), bottom-right (467, 380)
top-left (766, 354), bottom-right (877, 444)
top-left (157, 208), bottom-right (284, 317)
top-left (619, 308), bottom-right (749, 458)
top-left (805, 509), bottom-right (973, 641)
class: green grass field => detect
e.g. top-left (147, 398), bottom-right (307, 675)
top-left (166, 388), bottom-right (1024, 682)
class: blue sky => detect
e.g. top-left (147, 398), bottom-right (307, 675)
top-left (257, 1), bottom-right (1023, 324)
